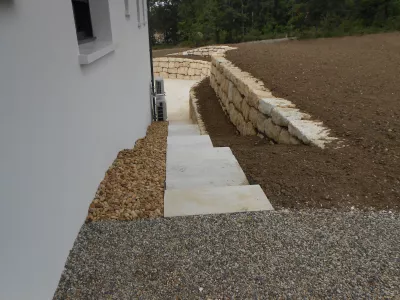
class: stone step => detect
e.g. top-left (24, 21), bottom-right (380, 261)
top-left (164, 185), bottom-right (274, 217)
top-left (167, 135), bottom-right (213, 150)
top-left (166, 147), bottom-right (248, 190)
top-left (168, 124), bottom-right (200, 136)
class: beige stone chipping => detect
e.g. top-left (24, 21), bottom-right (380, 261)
top-left (86, 122), bottom-right (168, 222)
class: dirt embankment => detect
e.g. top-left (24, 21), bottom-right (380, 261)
top-left (195, 74), bottom-right (400, 211)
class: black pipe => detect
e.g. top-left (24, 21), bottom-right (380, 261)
top-left (146, 0), bottom-right (156, 121)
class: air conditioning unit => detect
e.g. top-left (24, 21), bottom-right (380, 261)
top-left (155, 76), bottom-right (165, 95)
top-left (154, 77), bottom-right (167, 121)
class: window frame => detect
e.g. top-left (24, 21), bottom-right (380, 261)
top-left (71, 0), bottom-right (115, 65)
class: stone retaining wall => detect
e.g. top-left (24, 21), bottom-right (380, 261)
top-left (153, 57), bottom-right (210, 80)
top-left (169, 45), bottom-right (236, 57)
top-left (210, 56), bottom-right (335, 148)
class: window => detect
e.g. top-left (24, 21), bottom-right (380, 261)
top-left (72, 0), bottom-right (95, 44)
top-left (71, 0), bottom-right (115, 64)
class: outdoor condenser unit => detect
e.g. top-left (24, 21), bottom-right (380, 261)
top-left (155, 77), bottom-right (167, 121)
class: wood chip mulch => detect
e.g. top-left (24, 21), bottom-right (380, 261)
top-left (86, 121), bottom-right (168, 222)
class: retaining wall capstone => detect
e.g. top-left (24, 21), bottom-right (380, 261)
top-left (169, 45), bottom-right (237, 57)
top-left (153, 57), bottom-right (210, 80)
top-left (210, 55), bottom-right (335, 148)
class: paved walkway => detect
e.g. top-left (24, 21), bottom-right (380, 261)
top-left (164, 79), bottom-right (197, 121)
top-left (54, 210), bottom-right (400, 299)
top-left (164, 79), bottom-right (273, 217)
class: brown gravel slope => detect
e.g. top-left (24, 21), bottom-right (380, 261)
top-left (194, 78), bottom-right (400, 210)
top-left (86, 122), bottom-right (168, 222)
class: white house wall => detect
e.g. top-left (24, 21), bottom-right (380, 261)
top-left (0, 1), bottom-right (151, 299)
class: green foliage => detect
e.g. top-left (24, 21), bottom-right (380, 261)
top-left (149, 0), bottom-right (400, 46)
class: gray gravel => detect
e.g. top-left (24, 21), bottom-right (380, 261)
top-left (54, 210), bottom-right (400, 299)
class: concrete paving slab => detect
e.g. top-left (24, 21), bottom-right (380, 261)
top-left (164, 185), bottom-right (273, 217)
top-left (167, 135), bottom-right (213, 149)
top-left (168, 124), bottom-right (200, 136)
top-left (168, 120), bottom-right (193, 125)
top-left (166, 147), bottom-right (248, 189)
top-left (165, 79), bottom-right (198, 121)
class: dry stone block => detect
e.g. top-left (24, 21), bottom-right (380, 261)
top-left (195, 69), bottom-right (201, 75)
top-left (236, 111), bottom-right (245, 128)
top-left (290, 135), bottom-right (302, 145)
top-left (258, 98), bottom-right (296, 116)
top-left (232, 87), bottom-right (243, 108)
top-left (256, 111), bottom-right (267, 132)
top-left (160, 72), bottom-right (168, 78)
top-left (188, 68), bottom-right (195, 76)
top-left (169, 73), bottom-right (177, 79)
top-left (210, 78), bottom-right (216, 89)
top-left (169, 68), bottom-right (178, 74)
top-left (246, 89), bottom-right (271, 108)
top-left (271, 107), bottom-right (310, 127)
top-left (228, 81), bottom-right (234, 100)
top-left (288, 119), bottom-right (333, 147)
top-left (177, 74), bottom-right (185, 79)
top-left (263, 118), bottom-right (282, 142)
top-left (236, 79), bottom-right (247, 97)
top-left (178, 67), bottom-right (187, 75)
top-left (160, 62), bottom-right (168, 68)
top-left (243, 122), bottom-right (257, 136)
top-left (168, 62), bottom-right (175, 68)
top-left (241, 100), bottom-right (250, 121)
top-left (211, 65), bottom-right (216, 75)
top-left (222, 79), bottom-right (230, 94)
top-left (248, 107), bottom-right (259, 128)
top-left (220, 91), bottom-right (229, 107)
top-left (277, 128), bottom-right (292, 144)
top-left (228, 105), bottom-right (237, 125)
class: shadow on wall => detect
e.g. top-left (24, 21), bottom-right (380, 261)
top-left (0, 0), bottom-right (15, 9)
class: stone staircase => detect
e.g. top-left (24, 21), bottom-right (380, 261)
top-left (164, 120), bottom-right (273, 217)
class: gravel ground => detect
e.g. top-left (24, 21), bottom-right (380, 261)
top-left (86, 122), bottom-right (168, 221)
top-left (54, 210), bottom-right (400, 299)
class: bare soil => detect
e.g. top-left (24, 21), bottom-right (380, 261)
top-left (194, 77), bottom-right (400, 210)
top-left (166, 55), bottom-right (211, 62)
top-left (86, 122), bottom-right (168, 221)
